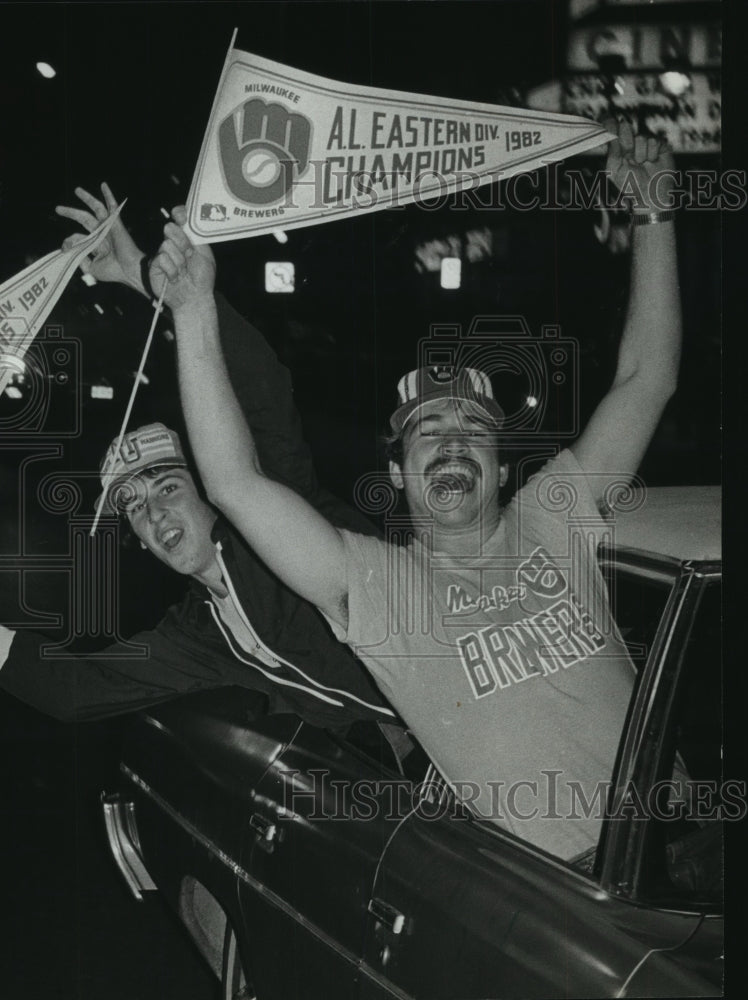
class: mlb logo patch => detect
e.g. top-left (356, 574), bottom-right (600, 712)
top-left (200, 204), bottom-right (228, 222)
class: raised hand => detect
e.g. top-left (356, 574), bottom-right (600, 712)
top-left (149, 206), bottom-right (216, 313)
top-left (604, 119), bottom-right (676, 213)
top-left (55, 183), bottom-right (144, 291)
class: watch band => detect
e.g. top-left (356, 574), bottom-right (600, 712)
top-left (630, 209), bottom-right (677, 226)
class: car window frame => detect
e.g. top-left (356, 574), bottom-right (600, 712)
top-left (598, 555), bottom-right (722, 909)
top-left (618, 568), bottom-right (723, 914)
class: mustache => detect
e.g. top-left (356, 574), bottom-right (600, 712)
top-left (424, 456), bottom-right (481, 478)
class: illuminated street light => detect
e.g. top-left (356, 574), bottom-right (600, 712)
top-left (36, 62), bottom-right (56, 79)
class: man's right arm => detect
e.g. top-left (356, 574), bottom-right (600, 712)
top-left (57, 185), bottom-right (376, 534)
top-left (153, 213), bottom-right (350, 628)
top-left (0, 607), bottom-right (235, 722)
top-left (215, 294), bottom-right (378, 535)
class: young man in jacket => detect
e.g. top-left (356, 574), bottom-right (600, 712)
top-left (0, 185), bottom-right (394, 729)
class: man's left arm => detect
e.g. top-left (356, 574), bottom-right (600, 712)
top-left (570, 122), bottom-right (681, 499)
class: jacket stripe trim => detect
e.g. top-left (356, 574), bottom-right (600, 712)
top-left (207, 603), bottom-right (344, 707)
top-left (214, 547), bottom-right (394, 717)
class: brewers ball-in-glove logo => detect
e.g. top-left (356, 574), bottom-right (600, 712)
top-left (218, 98), bottom-right (312, 206)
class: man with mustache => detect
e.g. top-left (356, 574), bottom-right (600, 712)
top-left (156, 122), bottom-right (682, 859)
top-left (0, 185), bottom-right (394, 729)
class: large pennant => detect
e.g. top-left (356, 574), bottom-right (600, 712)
top-left (0, 206), bottom-right (123, 394)
top-left (185, 41), bottom-right (613, 244)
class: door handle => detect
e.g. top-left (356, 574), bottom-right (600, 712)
top-left (249, 812), bottom-right (278, 845)
top-left (368, 897), bottom-right (406, 935)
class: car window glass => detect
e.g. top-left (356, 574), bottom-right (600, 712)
top-left (637, 580), bottom-right (724, 909)
top-left (600, 561), bottom-right (673, 675)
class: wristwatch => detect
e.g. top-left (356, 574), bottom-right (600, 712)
top-left (630, 209), bottom-right (677, 226)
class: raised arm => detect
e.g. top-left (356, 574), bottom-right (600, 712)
top-left (56, 185), bottom-right (376, 533)
top-left (151, 210), bottom-right (349, 626)
top-left (216, 293), bottom-right (379, 535)
top-left (570, 122), bottom-right (681, 497)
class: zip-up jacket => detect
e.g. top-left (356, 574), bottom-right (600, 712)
top-left (0, 292), bottom-right (394, 728)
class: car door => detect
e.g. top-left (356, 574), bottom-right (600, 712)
top-left (237, 719), bottom-right (423, 999)
top-left (357, 802), bottom-right (709, 1000)
top-left (357, 558), bottom-right (722, 999)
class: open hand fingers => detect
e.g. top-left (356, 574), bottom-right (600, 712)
top-left (617, 120), bottom-right (635, 157)
top-left (602, 117), bottom-right (622, 162)
top-left (163, 217), bottom-right (192, 254)
top-left (632, 134), bottom-right (650, 164)
top-left (55, 204), bottom-right (98, 232)
top-left (72, 185), bottom-right (110, 221)
top-left (60, 233), bottom-right (96, 274)
top-left (157, 237), bottom-right (187, 277)
top-left (100, 182), bottom-right (119, 212)
top-left (152, 249), bottom-right (179, 284)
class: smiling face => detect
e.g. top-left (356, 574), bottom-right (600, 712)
top-left (122, 467), bottom-right (220, 584)
top-left (390, 398), bottom-right (507, 540)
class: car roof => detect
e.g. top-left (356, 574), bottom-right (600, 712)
top-left (608, 485), bottom-right (721, 563)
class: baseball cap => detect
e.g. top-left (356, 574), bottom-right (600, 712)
top-left (389, 365), bottom-right (505, 435)
top-left (96, 422), bottom-right (188, 514)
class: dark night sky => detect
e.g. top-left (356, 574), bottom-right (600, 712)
top-left (0, 0), bottom-right (724, 608)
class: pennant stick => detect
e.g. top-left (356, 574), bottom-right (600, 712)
top-left (90, 278), bottom-right (169, 534)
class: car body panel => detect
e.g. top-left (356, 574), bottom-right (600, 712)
top-left (619, 914), bottom-right (723, 998)
top-left (606, 487), bottom-right (721, 563)
top-left (107, 487), bottom-right (724, 998)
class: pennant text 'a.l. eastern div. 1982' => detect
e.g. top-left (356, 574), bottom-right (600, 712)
top-left (185, 38), bottom-right (615, 244)
top-left (0, 206), bottom-right (124, 394)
